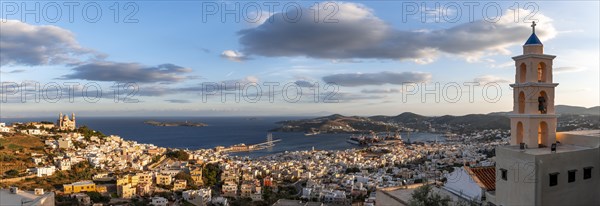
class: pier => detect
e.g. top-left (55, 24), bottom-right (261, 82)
top-left (221, 133), bottom-right (281, 152)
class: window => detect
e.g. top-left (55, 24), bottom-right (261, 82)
top-left (568, 170), bottom-right (577, 183)
top-left (500, 169), bottom-right (507, 181)
top-left (584, 167), bottom-right (593, 179)
top-left (549, 172), bottom-right (559, 187)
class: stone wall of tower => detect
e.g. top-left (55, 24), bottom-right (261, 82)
top-left (512, 85), bottom-right (557, 115)
top-left (509, 117), bottom-right (558, 147)
top-left (513, 57), bottom-right (554, 84)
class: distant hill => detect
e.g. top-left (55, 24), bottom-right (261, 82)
top-left (555, 105), bottom-right (600, 115)
top-left (490, 105), bottom-right (599, 116)
top-left (272, 105), bottom-right (599, 134)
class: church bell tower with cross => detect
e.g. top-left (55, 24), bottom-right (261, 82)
top-left (509, 22), bottom-right (559, 148)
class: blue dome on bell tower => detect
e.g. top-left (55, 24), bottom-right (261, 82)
top-left (524, 21), bottom-right (542, 45)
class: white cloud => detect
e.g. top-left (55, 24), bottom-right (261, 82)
top-left (554, 66), bottom-right (586, 74)
top-left (473, 75), bottom-right (511, 84)
top-left (220, 50), bottom-right (248, 62)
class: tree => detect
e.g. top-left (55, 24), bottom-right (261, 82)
top-left (202, 163), bottom-right (221, 188)
top-left (76, 126), bottom-right (106, 140)
top-left (345, 167), bottom-right (360, 174)
top-left (5, 169), bottom-right (19, 177)
top-left (409, 184), bottom-right (452, 206)
top-left (166, 149), bottom-right (189, 161)
top-left (174, 171), bottom-right (195, 188)
top-left (454, 197), bottom-right (481, 206)
top-left (86, 191), bottom-right (110, 203)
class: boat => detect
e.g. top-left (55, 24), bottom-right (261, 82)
top-left (304, 128), bottom-right (320, 136)
top-left (346, 133), bottom-right (382, 146)
top-left (346, 136), bottom-right (361, 145)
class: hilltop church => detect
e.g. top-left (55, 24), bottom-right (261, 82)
top-left (487, 22), bottom-right (600, 206)
top-left (57, 113), bottom-right (76, 131)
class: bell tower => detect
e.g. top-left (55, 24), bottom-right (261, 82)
top-left (509, 22), bottom-right (559, 148)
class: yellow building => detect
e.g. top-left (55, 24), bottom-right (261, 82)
top-left (137, 172), bottom-right (153, 184)
top-left (137, 183), bottom-right (152, 196)
top-left (156, 174), bottom-right (173, 186)
top-left (190, 167), bottom-right (203, 185)
top-left (118, 183), bottom-right (136, 199)
top-left (173, 179), bottom-right (187, 191)
top-left (117, 174), bottom-right (142, 187)
top-left (63, 181), bottom-right (97, 194)
top-left (96, 185), bottom-right (108, 193)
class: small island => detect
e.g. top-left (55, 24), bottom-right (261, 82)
top-left (144, 120), bottom-right (207, 127)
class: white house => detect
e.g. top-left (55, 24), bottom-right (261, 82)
top-left (35, 166), bottom-right (56, 177)
top-left (57, 158), bottom-right (72, 171)
top-left (443, 166), bottom-right (495, 202)
top-left (0, 123), bottom-right (11, 133)
top-left (150, 196), bottom-right (168, 206)
top-left (211, 197), bottom-right (229, 206)
top-left (183, 189), bottom-right (211, 206)
top-left (24, 129), bottom-right (42, 135)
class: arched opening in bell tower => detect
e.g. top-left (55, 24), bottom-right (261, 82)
top-left (538, 91), bottom-right (548, 114)
top-left (537, 62), bottom-right (547, 82)
top-left (538, 121), bottom-right (548, 147)
top-left (518, 92), bottom-right (525, 114)
top-left (517, 122), bottom-right (524, 144)
top-left (519, 63), bottom-right (527, 83)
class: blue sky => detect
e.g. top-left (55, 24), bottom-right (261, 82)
top-left (0, 1), bottom-right (598, 117)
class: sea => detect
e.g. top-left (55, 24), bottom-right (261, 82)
top-left (1, 116), bottom-right (444, 158)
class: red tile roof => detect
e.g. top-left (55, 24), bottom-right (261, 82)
top-left (465, 166), bottom-right (496, 191)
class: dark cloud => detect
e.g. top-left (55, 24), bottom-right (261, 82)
top-left (322, 71), bottom-right (431, 87)
top-left (294, 80), bottom-right (317, 88)
top-left (10, 69), bottom-right (26, 73)
top-left (361, 88), bottom-right (401, 94)
top-left (0, 19), bottom-right (102, 66)
top-left (333, 92), bottom-right (387, 103)
top-left (165, 99), bottom-right (192, 103)
top-left (61, 62), bottom-right (193, 83)
top-left (237, 3), bottom-right (555, 62)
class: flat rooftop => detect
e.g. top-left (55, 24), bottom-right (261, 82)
top-left (501, 143), bottom-right (594, 155)
top-left (378, 185), bottom-right (463, 205)
top-left (65, 180), bottom-right (94, 186)
top-left (0, 189), bottom-right (54, 206)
